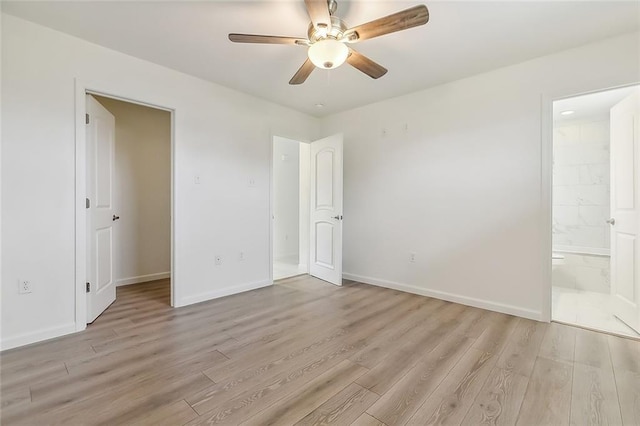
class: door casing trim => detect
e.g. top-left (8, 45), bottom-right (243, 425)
top-left (541, 81), bottom-right (640, 324)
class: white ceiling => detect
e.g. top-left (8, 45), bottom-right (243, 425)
top-left (3, 1), bottom-right (639, 117)
top-left (554, 85), bottom-right (639, 122)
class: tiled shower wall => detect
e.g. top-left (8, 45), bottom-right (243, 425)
top-left (553, 116), bottom-right (610, 251)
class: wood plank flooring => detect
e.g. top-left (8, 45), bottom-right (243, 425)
top-left (1, 276), bottom-right (639, 425)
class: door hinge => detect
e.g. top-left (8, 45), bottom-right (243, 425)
top-left (86, 198), bottom-right (90, 209)
top-left (85, 113), bottom-right (90, 125)
top-left (86, 282), bottom-right (91, 293)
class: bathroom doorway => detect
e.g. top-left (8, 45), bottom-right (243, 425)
top-left (551, 85), bottom-right (640, 338)
top-left (272, 136), bottom-right (310, 280)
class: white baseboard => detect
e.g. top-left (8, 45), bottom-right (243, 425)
top-left (1, 322), bottom-right (77, 352)
top-left (117, 272), bottom-right (171, 287)
top-left (343, 272), bottom-right (542, 321)
top-left (175, 279), bottom-right (272, 307)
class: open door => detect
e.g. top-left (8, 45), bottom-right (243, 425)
top-left (611, 90), bottom-right (640, 334)
top-left (309, 134), bottom-right (343, 285)
top-left (86, 95), bottom-right (117, 323)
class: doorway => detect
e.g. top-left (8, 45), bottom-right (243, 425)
top-left (551, 85), bottom-right (640, 338)
top-left (84, 93), bottom-right (172, 323)
top-left (272, 136), bottom-right (310, 280)
top-left (271, 133), bottom-right (344, 285)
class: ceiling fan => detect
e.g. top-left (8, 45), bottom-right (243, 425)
top-left (228, 0), bottom-right (429, 85)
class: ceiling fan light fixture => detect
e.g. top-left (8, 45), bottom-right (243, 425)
top-left (229, 1), bottom-right (430, 84)
top-left (308, 39), bottom-right (348, 69)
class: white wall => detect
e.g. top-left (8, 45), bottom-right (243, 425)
top-left (273, 137), bottom-right (300, 261)
top-left (1, 14), bottom-right (319, 349)
top-left (0, 13), bottom-right (4, 346)
top-left (299, 143), bottom-right (310, 268)
top-left (320, 32), bottom-right (639, 321)
top-left (2, 12), bottom-right (638, 350)
top-left (94, 95), bottom-right (171, 286)
top-left (553, 116), bottom-right (610, 253)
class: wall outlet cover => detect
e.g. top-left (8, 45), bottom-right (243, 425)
top-left (19, 279), bottom-right (33, 294)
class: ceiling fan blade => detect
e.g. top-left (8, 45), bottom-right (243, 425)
top-left (346, 49), bottom-right (388, 79)
top-left (344, 5), bottom-right (429, 43)
top-left (304, 0), bottom-right (332, 32)
top-left (229, 34), bottom-right (308, 45)
top-left (289, 58), bottom-right (316, 85)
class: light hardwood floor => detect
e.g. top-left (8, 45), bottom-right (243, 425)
top-left (1, 276), bottom-right (639, 425)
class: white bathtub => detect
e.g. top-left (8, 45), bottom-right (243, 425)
top-left (552, 250), bottom-right (610, 294)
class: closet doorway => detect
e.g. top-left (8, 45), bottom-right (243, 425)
top-left (85, 94), bottom-right (172, 322)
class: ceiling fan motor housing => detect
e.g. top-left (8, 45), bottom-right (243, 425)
top-left (308, 15), bottom-right (348, 42)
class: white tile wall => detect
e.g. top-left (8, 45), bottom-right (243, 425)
top-left (578, 205), bottom-right (609, 226)
top-left (580, 121), bottom-right (609, 144)
top-left (553, 166), bottom-right (580, 185)
top-left (554, 126), bottom-right (580, 144)
top-left (553, 117), bottom-right (610, 250)
top-left (579, 164), bottom-right (609, 185)
top-left (555, 226), bottom-right (606, 248)
top-left (553, 206), bottom-right (580, 225)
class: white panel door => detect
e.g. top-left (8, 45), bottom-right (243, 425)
top-left (611, 90), bottom-right (640, 333)
top-left (309, 134), bottom-right (343, 285)
top-left (86, 95), bottom-right (117, 323)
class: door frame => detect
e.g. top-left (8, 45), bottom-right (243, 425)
top-left (541, 81), bottom-right (640, 323)
top-left (74, 79), bottom-right (176, 330)
top-left (269, 134), bottom-right (311, 282)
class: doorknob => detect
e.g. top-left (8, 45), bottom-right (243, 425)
top-left (606, 218), bottom-right (615, 225)
top-left (332, 215), bottom-right (343, 220)
top-left (112, 215), bottom-right (120, 221)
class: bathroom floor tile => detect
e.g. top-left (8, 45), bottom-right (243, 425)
top-left (552, 286), bottom-right (640, 339)
top-left (274, 259), bottom-right (307, 280)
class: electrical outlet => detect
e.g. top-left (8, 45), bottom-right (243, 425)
top-left (409, 252), bottom-right (416, 263)
top-left (239, 251), bottom-right (245, 261)
top-left (215, 255), bottom-right (222, 266)
top-left (19, 279), bottom-right (32, 294)
top-left (248, 178), bottom-right (256, 187)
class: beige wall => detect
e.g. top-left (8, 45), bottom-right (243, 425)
top-left (94, 96), bottom-right (171, 285)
